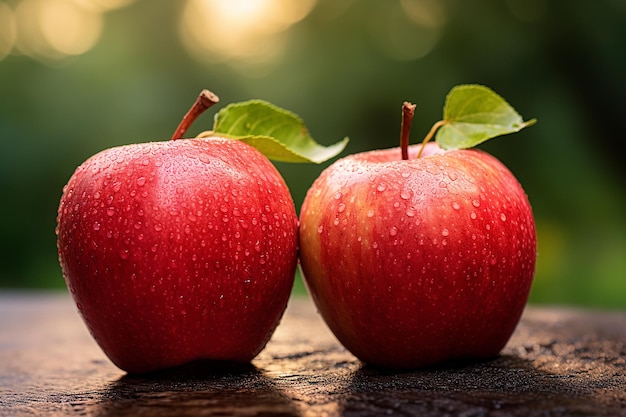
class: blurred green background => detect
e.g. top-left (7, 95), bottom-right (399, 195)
top-left (0, 0), bottom-right (624, 309)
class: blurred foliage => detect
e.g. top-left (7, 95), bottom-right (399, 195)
top-left (0, 0), bottom-right (625, 309)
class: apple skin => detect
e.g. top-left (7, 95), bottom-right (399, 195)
top-left (299, 142), bottom-right (536, 369)
top-left (56, 137), bottom-right (298, 374)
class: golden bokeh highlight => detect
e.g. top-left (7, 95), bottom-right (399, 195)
top-left (0, 3), bottom-right (17, 61)
top-left (179, 0), bottom-right (317, 67)
top-left (0, 0), bottom-right (136, 62)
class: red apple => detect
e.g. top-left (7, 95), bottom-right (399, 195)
top-left (299, 140), bottom-right (537, 368)
top-left (56, 91), bottom-right (298, 373)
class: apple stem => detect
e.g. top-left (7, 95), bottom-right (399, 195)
top-left (416, 120), bottom-right (446, 158)
top-left (400, 102), bottom-right (416, 160)
top-left (170, 89), bottom-right (220, 140)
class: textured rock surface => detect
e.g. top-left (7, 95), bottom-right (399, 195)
top-left (1, 292), bottom-right (625, 416)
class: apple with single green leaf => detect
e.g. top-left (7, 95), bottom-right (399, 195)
top-left (56, 90), bottom-right (347, 373)
top-left (299, 85), bottom-right (537, 368)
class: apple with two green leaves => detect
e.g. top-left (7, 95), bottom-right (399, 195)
top-left (299, 85), bottom-right (537, 368)
top-left (56, 90), bottom-right (347, 374)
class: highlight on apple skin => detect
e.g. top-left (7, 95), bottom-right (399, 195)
top-left (298, 142), bottom-right (537, 369)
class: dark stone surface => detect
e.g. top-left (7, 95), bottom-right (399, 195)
top-left (1, 292), bottom-right (625, 416)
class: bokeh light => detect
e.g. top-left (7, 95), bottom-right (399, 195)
top-left (179, 0), bottom-right (317, 71)
top-left (0, 0), bottom-right (136, 62)
top-left (0, 3), bottom-right (17, 61)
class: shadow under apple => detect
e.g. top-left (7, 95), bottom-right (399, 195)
top-left (338, 354), bottom-right (619, 416)
top-left (93, 360), bottom-right (300, 417)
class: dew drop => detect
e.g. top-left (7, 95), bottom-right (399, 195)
top-left (199, 153), bottom-right (212, 164)
top-left (334, 192), bottom-right (342, 200)
top-left (389, 227), bottom-right (398, 237)
top-left (470, 212), bottom-right (477, 220)
top-left (400, 190), bottom-right (411, 200)
top-left (442, 228), bottom-right (449, 237)
top-left (472, 200), bottom-right (481, 208)
top-left (367, 209), bottom-right (375, 218)
top-left (92, 222), bottom-right (101, 231)
top-left (154, 223), bottom-right (163, 232)
top-left (406, 207), bottom-right (416, 217)
top-left (317, 225), bottom-right (324, 234)
top-left (136, 177), bottom-right (146, 187)
top-left (377, 183), bottom-right (386, 192)
top-left (452, 202), bottom-right (460, 210)
top-left (501, 213), bottom-right (507, 222)
top-left (338, 203), bottom-right (346, 213)
top-left (119, 249), bottom-right (129, 260)
top-left (106, 207), bottom-right (115, 217)
top-left (333, 218), bottom-right (340, 226)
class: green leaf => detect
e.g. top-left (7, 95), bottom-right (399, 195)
top-left (436, 84), bottom-right (536, 150)
top-left (211, 100), bottom-right (349, 164)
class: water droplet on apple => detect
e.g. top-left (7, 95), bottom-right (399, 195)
top-left (151, 244), bottom-right (158, 252)
top-left (93, 191), bottom-right (101, 200)
top-left (486, 224), bottom-right (491, 231)
top-left (119, 249), bottom-right (130, 260)
top-left (389, 227), bottom-right (398, 237)
top-left (334, 192), bottom-right (342, 200)
top-left (317, 225), bottom-right (324, 234)
top-left (472, 199), bottom-right (481, 208)
top-left (470, 212), bottom-right (477, 220)
top-left (501, 213), bottom-right (507, 222)
top-left (406, 207), bottom-right (416, 217)
top-left (333, 218), bottom-right (340, 226)
top-left (367, 209), bottom-right (375, 218)
top-left (136, 177), bottom-right (146, 187)
top-left (442, 228), bottom-right (449, 237)
top-left (259, 257), bottom-right (266, 265)
top-left (92, 222), bottom-right (101, 231)
top-left (154, 223), bottom-right (163, 232)
top-left (377, 183), bottom-right (386, 192)
top-left (338, 203), bottom-right (346, 213)
top-left (447, 171), bottom-right (458, 181)
top-left (199, 153), bottom-right (212, 164)
top-left (452, 202), bottom-right (460, 210)
top-left (400, 190), bottom-right (411, 200)
top-left (106, 207), bottom-right (115, 217)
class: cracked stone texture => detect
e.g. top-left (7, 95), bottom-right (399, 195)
top-left (1, 292), bottom-right (625, 416)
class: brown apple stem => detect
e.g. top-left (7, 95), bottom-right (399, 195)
top-left (170, 89), bottom-right (220, 140)
top-left (416, 120), bottom-right (446, 158)
top-left (400, 102), bottom-right (416, 160)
